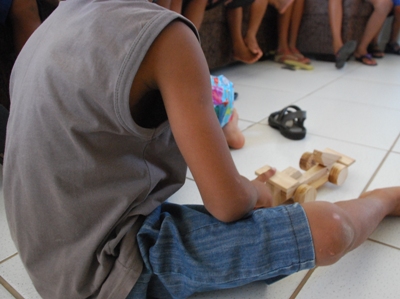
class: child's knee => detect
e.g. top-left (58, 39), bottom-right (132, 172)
top-left (321, 208), bottom-right (355, 265)
top-left (305, 202), bottom-right (355, 266)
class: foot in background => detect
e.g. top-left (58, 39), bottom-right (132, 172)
top-left (244, 34), bottom-right (263, 57)
top-left (222, 108), bottom-right (245, 149)
top-left (289, 47), bottom-right (311, 64)
top-left (233, 42), bottom-right (263, 63)
top-left (274, 48), bottom-right (297, 63)
top-left (275, 48), bottom-right (309, 64)
top-left (354, 53), bottom-right (377, 66)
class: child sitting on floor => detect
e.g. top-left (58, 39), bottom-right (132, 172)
top-left (4, 1), bottom-right (400, 299)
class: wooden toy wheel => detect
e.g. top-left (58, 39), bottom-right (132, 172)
top-left (328, 163), bottom-right (348, 186)
top-left (299, 152), bottom-right (316, 171)
top-left (293, 184), bottom-right (317, 203)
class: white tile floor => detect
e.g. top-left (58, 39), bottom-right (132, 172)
top-left (1, 54), bottom-right (400, 298)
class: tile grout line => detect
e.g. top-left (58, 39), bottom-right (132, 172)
top-left (361, 132), bottom-right (400, 194)
top-left (290, 67), bottom-right (359, 104)
top-left (0, 253), bottom-right (18, 265)
top-left (0, 275), bottom-right (24, 299)
top-left (298, 93), bottom-right (400, 113)
top-left (305, 132), bottom-right (396, 152)
top-left (367, 238), bottom-right (400, 251)
top-left (289, 268), bottom-right (316, 299)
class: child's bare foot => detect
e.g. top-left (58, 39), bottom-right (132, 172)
top-left (233, 43), bottom-right (262, 64)
top-left (270, 0), bottom-right (294, 14)
top-left (222, 108), bottom-right (245, 149)
top-left (244, 35), bottom-right (262, 56)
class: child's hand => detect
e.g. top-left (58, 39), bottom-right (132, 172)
top-left (252, 167), bottom-right (276, 209)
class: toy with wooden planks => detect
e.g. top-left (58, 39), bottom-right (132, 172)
top-left (255, 148), bottom-right (355, 206)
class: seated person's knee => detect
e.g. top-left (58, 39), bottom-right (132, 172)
top-left (313, 204), bottom-right (355, 266)
top-left (371, 0), bottom-right (393, 13)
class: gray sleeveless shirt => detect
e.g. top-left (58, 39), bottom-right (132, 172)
top-left (4, 0), bottom-right (197, 298)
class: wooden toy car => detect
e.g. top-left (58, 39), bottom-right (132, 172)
top-left (255, 148), bottom-right (355, 206)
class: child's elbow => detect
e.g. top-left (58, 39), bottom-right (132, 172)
top-left (205, 197), bottom-right (254, 223)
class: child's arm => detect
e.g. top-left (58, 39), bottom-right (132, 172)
top-left (135, 21), bottom-right (274, 222)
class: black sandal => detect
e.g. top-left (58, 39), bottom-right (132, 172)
top-left (268, 105), bottom-right (306, 140)
top-left (367, 43), bottom-right (384, 58)
top-left (385, 42), bottom-right (400, 55)
top-left (335, 40), bottom-right (357, 69)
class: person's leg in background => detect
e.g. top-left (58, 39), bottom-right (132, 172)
top-left (275, 1), bottom-right (304, 63)
top-left (287, 0), bottom-right (310, 63)
top-left (243, 0), bottom-right (269, 58)
top-left (354, 0), bottom-right (393, 65)
top-left (329, 0), bottom-right (344, 54)
top-left (328, 0), bottom-right (357, 68)
top-left (182, 0), bottom-right (208, 29)
top-left (385, 1), bottom-right (400, 54)
top-left (226, 0), bottom-right (264, 64)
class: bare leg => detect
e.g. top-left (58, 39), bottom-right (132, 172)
top-left (244, 0), bottom-right (269, 55)
top-left (329, 0), bottom-right (344, 54)
top-left (9, 0), bottom-right (41, 53)
top-left (226, 7), bottom-right (262, 63)
top-left (354, 0), bottom-right (392, 65)
top-left (275, 1), bottom-right (295, 61)
top-left (183, 0), bottom-right (208, 30)
top-left (389, 6), bottom-right (400, 44)
top-left (288, 0), bottom-right (303, 49)
top-left (287, 0), bottom-right (310, 63)
top-left (302, 187), bottom-right (400, 266)
top-left (277, 2), bottom-right (292, 51)
top-left (370, 33), bottom-right (380, 48)
top-left (222, 109), bottom-right (245, 149)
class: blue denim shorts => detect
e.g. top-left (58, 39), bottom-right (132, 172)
top-left (394, 0), bottom-right (400, 6)
top-left (127, 202), bottom-right (315, 299)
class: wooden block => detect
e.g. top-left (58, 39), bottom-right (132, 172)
top-left (324, 148), bottom-right (355, 166)
top-left (309, 173), bottom-right (329, 189)
top-left (269, 172), bottom-right (298, 194)
top-left (267, 182), bottom-right (288, 206)
top-left (313, 150), bottom-right (341, 166)
top-left (255, 165), bottom-right (272, 176)
top-left (281, 167), bottom-right (302, 179)
top-left (256, 166), bottom-right (291, 205)
top-left (298, 165), bottom-right (329, 187)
